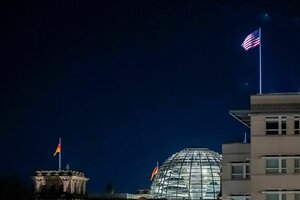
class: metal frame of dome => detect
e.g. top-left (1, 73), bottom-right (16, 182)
top-left (150, 148), bottom-right (221, 200)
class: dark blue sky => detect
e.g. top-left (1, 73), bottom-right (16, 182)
top-left (1, 0), bottom-right (300, 193)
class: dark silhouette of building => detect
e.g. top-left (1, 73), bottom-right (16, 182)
top-left (0, 176), bottom-right (32, 200)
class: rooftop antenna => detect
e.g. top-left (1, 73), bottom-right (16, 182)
top-left (243, 132), bottom-right (247, 143)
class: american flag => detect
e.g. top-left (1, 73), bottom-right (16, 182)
top-left (241, 29), bottom-right (260, 51)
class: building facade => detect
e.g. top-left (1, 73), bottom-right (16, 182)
top-left (32, 170), bottom-right (89, 200)
top-left (223, 93), bottom-right (300, 200)
top-left (222, 143), bottom-right (250, 200)
top-left (88, 192), bottom-right (150, 200)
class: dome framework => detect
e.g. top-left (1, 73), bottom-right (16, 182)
top-left (150, 148), bottom-right (221, 200)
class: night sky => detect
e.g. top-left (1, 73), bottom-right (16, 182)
top-left (1, 0), bottom-right (300, 194)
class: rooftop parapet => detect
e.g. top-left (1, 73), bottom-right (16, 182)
top-left (34, 170), bottom-right (86, 177)
top-left (251, 93), bottom-right (300, 110)
top-left (230, 93), bottom-right (300, 128)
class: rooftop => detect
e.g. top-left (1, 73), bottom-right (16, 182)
top-left (230, 93), bottom-right (300, 127)
top-left (34, 170), bottom-right (86, 177)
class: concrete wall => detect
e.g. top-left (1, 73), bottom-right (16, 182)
top-left (222, 143), bottom-right (250, 200)
top-left (250, 94), bottom-right (300, 200)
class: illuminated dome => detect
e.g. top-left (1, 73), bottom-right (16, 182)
top-left (150, 148), bottom-right (221, 200)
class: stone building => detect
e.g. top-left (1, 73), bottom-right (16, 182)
top-left (32, 170), bottom-right (89, 200)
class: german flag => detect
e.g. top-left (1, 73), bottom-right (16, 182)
top-left (150, 163), bottom-right (159, 181)
top-left (53, 143), bottom-right (61, 156)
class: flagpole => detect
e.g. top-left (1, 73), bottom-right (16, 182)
top-left (59, 137), bottom-right (61, 171)
top-left (259, 27), bottom-right (262, 94)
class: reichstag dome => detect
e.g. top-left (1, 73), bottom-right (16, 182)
top-left (150, 148), bottom-right (221, 200)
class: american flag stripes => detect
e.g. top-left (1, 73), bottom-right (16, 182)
top-left (241, 29), bottom-right (260, 51)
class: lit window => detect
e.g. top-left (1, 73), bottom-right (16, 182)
top-left (295, 159), bottom-right (300, 173)
top-left (266, 159), bottom-right (286, 174)
top-left (231, 164), bottom-right (250, 179)
top-left (295, 116), bottom-right (300, 135)
top-left (266, 116), bottom-right (286, 135)
top-left (266, 193), bottom-right (286, 200)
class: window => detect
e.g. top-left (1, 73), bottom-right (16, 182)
top-left (295, 159), bottom-right (300, 173)
top-left (266, 159), bottom-right (286, 174)
top-left (295, 116), bottom-right (300, 135)
top-left (231, 197), bottom-right (250, 200)
top-left (246, 165), bottom-right (250, 178)
top-left (232, 165), bottom-right (243, 179)
top-left (266, 116), bottom-right (286, 135)
top-left (295, 194), bottom-right (300, 200)
top-left (231, 164), bottom-right (250, 179)
top-left (266, 194), bottom-right (286, 200)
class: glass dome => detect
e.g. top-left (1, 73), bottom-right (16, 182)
top-left (150, 148), bottom-right (221, 200)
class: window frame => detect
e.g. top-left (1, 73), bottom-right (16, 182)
top-left (231, 197), bottom-right (250, 200)
top-left (295, 158), bottom-right (300, 173)
top-left (295, 116), bottom-right (300, 135)
top-left (265, 158), bottom-right (287, 174)
top-left (266, 193), bottom-right (286, 200)
top-left (231, 163), bottom-right (250, 179)
top-left (266, 116), bottom-right (287, 135)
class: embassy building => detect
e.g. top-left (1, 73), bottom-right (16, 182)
top-left (222, 93), bottom-right (300, 200)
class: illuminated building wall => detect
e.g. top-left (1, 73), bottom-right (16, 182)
top-left (225, 93), bottom-right (300, 200)
top-left (32, 170), bottom-right (89, 200)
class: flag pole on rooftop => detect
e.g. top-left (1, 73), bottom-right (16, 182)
top-left (259, 27), bottom-right (262, 94)
top-left (241, 28), bottom-right (262, 94)
top-left (54, 138), bottom-right (62, 171)
top-left (59, 137), bottom-right (62, 171)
